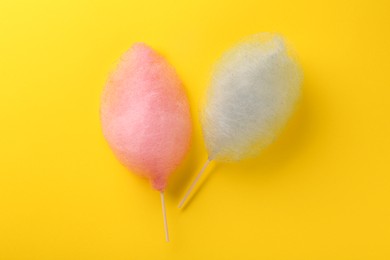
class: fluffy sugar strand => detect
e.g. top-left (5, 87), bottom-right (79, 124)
top-left (100, 43), bottom-right (191, 191)
top-left (202, 33), bottom-right (302, 161)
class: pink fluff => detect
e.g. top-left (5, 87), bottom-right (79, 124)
top-left (100, 43), bottom-right (192, 191)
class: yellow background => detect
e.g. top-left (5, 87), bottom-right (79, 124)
top-left (0, 0), bottom-right (389, 259)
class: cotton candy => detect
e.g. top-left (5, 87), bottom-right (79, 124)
top-left (179, 33), bottom-right (302, 208)
top-left (203, 33), bottom-right (302, 161)
top-left (100, 43), bottom-right (191, 191)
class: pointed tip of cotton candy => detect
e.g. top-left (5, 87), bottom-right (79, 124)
top-left (202, 33), bottom-right (302, 161)
top-left (100, 43), bottom-right (192, 191)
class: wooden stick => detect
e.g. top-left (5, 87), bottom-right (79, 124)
top-left (178, 159), bottom-right (212, 208)
top-left (160, 191), bottom-right (169, 242)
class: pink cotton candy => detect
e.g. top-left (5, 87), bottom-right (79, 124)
top-left (100, 43), bottom-right (191, 191)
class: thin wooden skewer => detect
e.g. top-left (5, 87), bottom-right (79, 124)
top-left (160, 191), bottom-right (169, 242)
top-left (178, 159), bottom-right (212, 208)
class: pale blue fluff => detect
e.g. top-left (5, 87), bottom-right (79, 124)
top-left (202, 33), bottom-right (302, 161)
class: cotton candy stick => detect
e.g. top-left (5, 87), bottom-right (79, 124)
top-left (100, 43), bottom-right (191, 241)
top-left (179, 33), bottom-right (302, 208)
